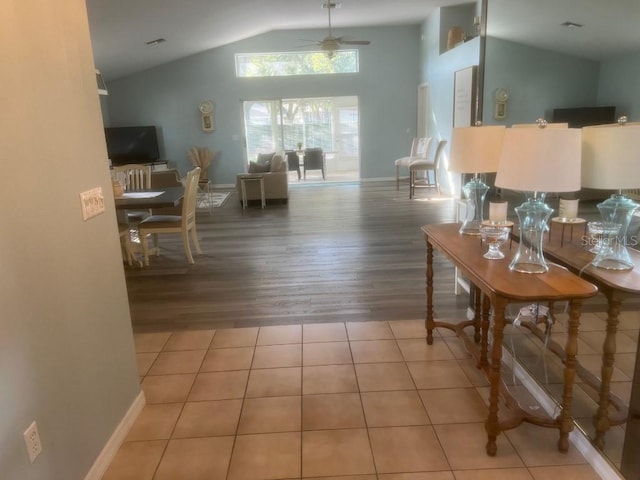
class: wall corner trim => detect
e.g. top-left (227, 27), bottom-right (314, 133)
top-left (83, 390), bottom-right (146, 480)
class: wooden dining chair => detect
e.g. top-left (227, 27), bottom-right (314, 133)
top-left (409, 139), bottom-right (447, 199)
top-left (111, 164), bottom-right (153, 223)
top-left (139, 167), bottom-right (202, 266)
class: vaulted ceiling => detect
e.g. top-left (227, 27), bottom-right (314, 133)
top-left (86, 0), bottom-right (468, 81)
top-left (86, 0), bottom-right (640, 82)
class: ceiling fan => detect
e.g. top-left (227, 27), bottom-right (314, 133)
top-left (302, 2), bottom-right (371, 57)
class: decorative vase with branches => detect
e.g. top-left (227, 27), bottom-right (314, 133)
top-left (187, 146), bottom-right (215, 182)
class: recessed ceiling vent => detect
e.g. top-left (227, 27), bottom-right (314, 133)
top-left (145, 38), bottom-right (166, 46)
top-left (560, 21), bottom-right (584, 28)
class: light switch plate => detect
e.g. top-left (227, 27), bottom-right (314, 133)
top-left (80, 187), bottom-right (105, 221)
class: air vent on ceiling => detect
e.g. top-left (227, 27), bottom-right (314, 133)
top-left (560, 21), bottom-right (584, 28)
top-left (145, 38), bottom-right (166, 46)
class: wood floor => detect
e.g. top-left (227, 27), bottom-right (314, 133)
top-left (124, 181), bottom-right (638, 333)
top-left (124, 182), bottom-right (471, 332)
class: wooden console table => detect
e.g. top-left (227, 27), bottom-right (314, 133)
top-left (422, 223), bottom-right (597, 456)
top-left (515, 224), bottom-right (640, 449)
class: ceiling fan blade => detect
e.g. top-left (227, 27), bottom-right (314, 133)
top-left (339, 40), bottom-right (371, 45)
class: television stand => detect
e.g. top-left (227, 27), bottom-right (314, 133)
top-left (148, 161), bottom-right (169, 171)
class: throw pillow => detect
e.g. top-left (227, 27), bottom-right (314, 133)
top-left (256, 152), bottom-right (275, 165)
top-left (270, 154), bottom-right (286, 172)
top-left (248, 161), bottom-right (271, 173)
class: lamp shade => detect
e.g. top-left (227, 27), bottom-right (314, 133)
top-left (448, 125), bottom-right (505, 174)
top-left (495, 127), bottom-right (582, 193)
top-left (582, 122), bottom-right (640, 189)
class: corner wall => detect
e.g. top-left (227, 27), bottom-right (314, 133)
top-left (0, 1), bottom-right (140, 478)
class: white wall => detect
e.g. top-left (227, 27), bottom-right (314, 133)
top-left (0, 0), bottom-right (140, 478)
top-left (105, 26), bottom-right (422, 184)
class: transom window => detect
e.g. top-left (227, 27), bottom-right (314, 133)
top-left (235, 50), bottom-right (359, 77)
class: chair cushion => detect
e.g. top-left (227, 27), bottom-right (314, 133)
top-left (248, 161), bottom-right (271, 173)
top-left (409, 160), bottom-right (435, 171)
top-left (395, 156), bottom-right (416, 167)
top-left (127, 210), bottom-right (151, 223)
top-left (139, 215), bottom-right (182, 228)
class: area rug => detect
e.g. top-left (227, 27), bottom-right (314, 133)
top-left (197, 191), bottom-right (232, 210)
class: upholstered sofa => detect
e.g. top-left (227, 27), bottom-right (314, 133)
top-left (235, 152), bottom-right (289, 205)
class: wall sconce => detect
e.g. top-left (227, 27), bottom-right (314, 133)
top-left (199, 100), bottom-right (215, 133)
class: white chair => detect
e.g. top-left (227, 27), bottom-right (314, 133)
top-left (111, 164), bottom-right (153, 223)
top-left (139, 167), bottom-right (202, 266)
top-left (111, 164), bottom-right (152, 190)
top-left (409, 139), bottom-right (447, 199)
top-left (394, 137), bottom-right (432, 190)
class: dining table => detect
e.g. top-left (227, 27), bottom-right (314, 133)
top-left (114, 186), bottom-right (184, 211)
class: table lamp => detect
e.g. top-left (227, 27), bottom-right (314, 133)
top-left (449, 125), bottom-right (506, 235)
top-left (582, 118), bottom-right (640, 270)
top-left (495, 121), bottom-right (582, 273)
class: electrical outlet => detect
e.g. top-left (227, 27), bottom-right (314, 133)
top-left (23, 421), bottom-right (42, 463)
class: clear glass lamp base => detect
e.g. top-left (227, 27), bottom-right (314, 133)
top-left (459, 177), bottom-right (489, 236)
top-left (510, 195), bottom-right (553, 274)
top-left (591, 194), bottom-right (638, 270)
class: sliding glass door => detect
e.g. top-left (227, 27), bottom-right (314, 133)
top-left (243, 96), bottom-right (360, 182)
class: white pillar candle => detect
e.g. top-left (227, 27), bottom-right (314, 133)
top-left (489, 201), bottom-right (508, 223)
top-left (558, 198), bottom-right (579, 220)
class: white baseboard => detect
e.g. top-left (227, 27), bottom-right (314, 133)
top-left (503, 348), bottom-right (623, 480)
top-left (84, 390), bottom-right (146, 480)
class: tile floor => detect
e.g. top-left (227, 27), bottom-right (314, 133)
top-left (101, 320), bottom-right (608, 479)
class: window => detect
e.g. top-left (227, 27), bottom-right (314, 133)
top-left (235, 50), bottom-right (358, 77)
top-left (243, 96), bottom-right (360, 181)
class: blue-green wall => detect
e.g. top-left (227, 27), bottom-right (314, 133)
top-left (106, 26), bottom-right (421, 184)
top-left (482, 37), bottom-right (600, 125)
top-left (598, 51), bottom-right (640, 120)
top-left (420, 6), bottom-right (481, 195)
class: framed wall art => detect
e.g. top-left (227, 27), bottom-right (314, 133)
top-left (453, 65), bottom-right (478, 127)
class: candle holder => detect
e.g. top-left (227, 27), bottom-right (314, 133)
top-left (480, 224), bottom-right (510, 259)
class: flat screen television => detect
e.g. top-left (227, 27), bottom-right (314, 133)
top-left (551, 106), bottom-right (616, 128)
top-left (104, 126), bottom-right (160, 165)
